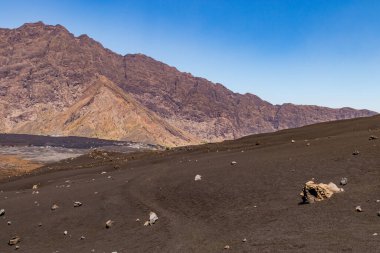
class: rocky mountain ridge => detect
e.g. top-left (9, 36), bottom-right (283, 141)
top-left (0, 22), bottom-right (376, 146)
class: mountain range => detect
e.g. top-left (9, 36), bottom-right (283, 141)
top-left (0, 22), bottom-right (376, 146)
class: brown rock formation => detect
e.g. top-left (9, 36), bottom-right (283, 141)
top-left (0, 22), bottom-right (376, 146)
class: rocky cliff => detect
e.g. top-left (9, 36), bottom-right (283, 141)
top-left (0, 22), bottom-right (376, 146)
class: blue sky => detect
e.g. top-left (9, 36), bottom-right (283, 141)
top-left (1, 0), bottom-right (380, 111)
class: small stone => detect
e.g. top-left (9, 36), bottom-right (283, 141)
top-left (194, 175), bottom-right (202, 181)
top-left (373, 233), bottom-right (378, 236)
top-left (136, 218), bottom-right (140, 222)
top-left (0, 208), bottom-right (5, 216)
top-left (352, 150), bottom-right (360, 156)
top-left (377, 211), bottom-right (380, 217)
top-left (32, 184), bottom-right (38, 190)
top-left (38, 222), bottom-right (42, 227)
top-left (51, 204), bottom-right (59, 210)
top-left (231, 161), bottom-right (237, 165)
top-left (64, 230), bottom-right (68, 235)
top-left (105, 220), bottom-right (114, 228)
top-left (7, 221), bottom-right (11, 225)
top-left (340, 177), bottom-right (348, 186)
top-left (149, 211), bottom-right (158, 225)
top-left (356, 206), bottom-right (363, 212)
top-left (369, 135), bottom-right (378, 140)
top-left (291, 140), bottom-right (295, 143)
top-left (73, 201), bottom-right (82, 207)
top-left (306, 143), bottom-right (311, 146)
top-left (242, 238), bottom-right (247, 242)
top-left (224, 245), bottom-right (230, 250)
top-left (8, 236), bottom-right (21, 245)
top-left (101, 171), bottom-right (107, 175)
top-left (15, 245), bottom-right (20, 250)
top-left (376, 200), bottom-right (380, 203)
top-left (143, 221), bottom-right (150, 226)
top-left (80, 236), bottom-right (85, 240)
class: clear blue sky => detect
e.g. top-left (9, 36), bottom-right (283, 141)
top-left (1, 0), bottom-right (379, 111)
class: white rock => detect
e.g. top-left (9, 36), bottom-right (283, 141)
top-left (149, 211), bottom-right (158, 225)
top-left (0, 208), bottom-right (5, 216)
top-left (231, 161), bottom-right (237, 165)
top-left (63, 230), bottom-right (68, 235)
top-left (32, 184), bottom-right (38, 190)
top-left (327, 182), bottom-right (344, 193)
top-left (74, 201), bottom-right (82, 207)
top-left (194, 175), bottom-right (202, 181)
top-left (51, 204), bottom-right (59, 210)
top-left (356, 206), bottom-right (363, 212)
top-left (105, 219), bottom-right (114, 228)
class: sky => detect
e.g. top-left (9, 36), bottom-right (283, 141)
top-left (1, 0), bottom-right (380, 111)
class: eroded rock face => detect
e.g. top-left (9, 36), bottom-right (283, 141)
top-left (300, 181), bottom-right (343, 204)
top-left (0, 22), bottom-right (376, 146)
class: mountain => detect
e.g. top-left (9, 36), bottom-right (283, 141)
top-left (0, 22), bottom-right (376, 146)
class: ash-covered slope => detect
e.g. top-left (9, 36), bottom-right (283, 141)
top-left (1, 115), bottom-right (380, 252)
top-left (0, 22), bottom-right (376, 145)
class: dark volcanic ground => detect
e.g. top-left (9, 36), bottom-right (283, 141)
top-left (1, 116), bottom-right (380, 252)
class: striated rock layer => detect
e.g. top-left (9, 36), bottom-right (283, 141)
top-left (0, 22), bottom-right (376, 146)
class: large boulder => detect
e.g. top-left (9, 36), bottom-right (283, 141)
top-left (300, 180), bottom-right (343, 204)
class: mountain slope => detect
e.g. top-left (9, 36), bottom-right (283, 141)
top-left (15, 75), bottom-right (197, 146)
top-left (0, 22), bottom-right (376, 145)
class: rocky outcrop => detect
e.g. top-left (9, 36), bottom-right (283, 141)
top-left (0, 22), bottom-right (376, 146)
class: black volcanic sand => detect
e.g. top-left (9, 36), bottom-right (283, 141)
top-left (1, 116), bottom-right (380, 252)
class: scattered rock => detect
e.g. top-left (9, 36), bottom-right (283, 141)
top-left (100, 171), bottom-right (107, 175)
top-left (242, 238), bottom-right (247, 242)
top-left (64, 230), bottom-right (68, 235)
top-left (369, 135), bottom-right (378, 140)
top-left (7, 221), bottom-right (11, 225)
top-left (340, 177), bottom-right (348, 186)
top-left (32, 184), bottom-right (38, 190)
top-left (306, 143), bottom-right (311, 146)
top-left (377, 211), bottom-right (380, 217)
top-left (105, 220), bottom-right (114, 228)
top-left (224, 245), bottom-right (230, 250)
top-left (355, 206), bottom-right (363, 212)
top-left (194, 174), bottom-right (202, 181)
top-left (143, 221), bottom-right (150, 226)
top-left (300, 180), bottom-right (343, 204)
top-left (136, 218), bottom-right (140, 222)
top-left (291, 140), bottom-right (295, 143)
top-left (0, 208), bottom-right (5, 216)
top-left (8, 236), bottom-right (21, 246)
top-left (231, 161), bottom-right (237, 165)
top-left (376, 200), bottom-right (380, 203)
top-left (80, 236), bottom-right (86, 240)
top-left (15, 245), bottom-right (20, 250)
top-left (51, 204), bottom-right (59, 211)
top-left (373, 233), bottom-right (378, 236)
top-left (38, 223), bottom-right (42, 227)
top-left (74, 201), bottom-right (82, 207)
top-left (352, 150), bottom-right (360, 156)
